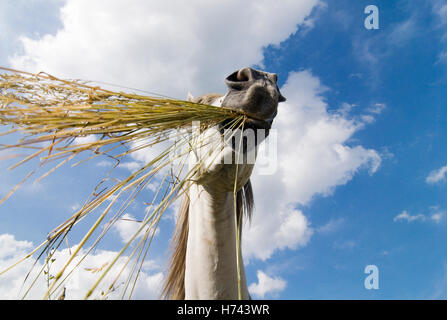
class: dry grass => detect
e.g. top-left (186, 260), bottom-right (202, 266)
top-left (0, 67), bottom-right (247, 299)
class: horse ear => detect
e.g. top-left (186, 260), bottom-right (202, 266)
top-left (187, 92), bottom-right (194, 102)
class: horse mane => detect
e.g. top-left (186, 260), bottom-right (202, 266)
top-left (188, 93), bottom-right (223, 105)
top-left (160, 94), bottom-right (255, 300)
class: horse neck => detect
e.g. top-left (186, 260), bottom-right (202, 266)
top-left (184, 182), bottom-right (250, 299)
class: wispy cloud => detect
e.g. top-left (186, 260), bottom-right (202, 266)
top-left (352, 14), bottom-right (419, 82)
top-left (317, 218), bottom-right (344, 234)
top-left (146, 182), bottom-right (159, 193)
top-left (393, 209), bottom-right (444, 224)
top-left (333, 240), bottom-right (357, 250)
top-left (96, 160), bottom-right (113, 167)
top-left (394, 210), bottom-right (426, 222)
top-left (387, 18), bottom-right (417, 46)
top-left (70, 203), bottom-right (80, 212)
top-left (432, 0), bottom-right (447, 64)
top-left (366, 103), bottom-right (386, 115)
top-left (426, 165), bottom-right (447, 184)
top-left (431, 212), bottom-right (444, 223)
top-left (118, 161), bottom-right (142, 172)
top-left (356, 103), bottom-right (387, 125)
top-left (355, 17), bottom-right (417, 61)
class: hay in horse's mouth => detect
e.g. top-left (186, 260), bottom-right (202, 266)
top-left (220, 106), bottom-right (275, 130)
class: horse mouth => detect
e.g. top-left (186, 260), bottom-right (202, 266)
top-left (242, 118), bottom-right (270, 131)
top-left (243, 112), bottom-right (275, 130)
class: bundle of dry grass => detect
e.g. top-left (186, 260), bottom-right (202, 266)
top-left (0, 67), bottom-right (246, 299)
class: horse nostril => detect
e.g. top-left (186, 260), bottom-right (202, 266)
top-left (224, 68), bottom-right (254, 90)
top-left (236, 67), bottom-right (252, 82)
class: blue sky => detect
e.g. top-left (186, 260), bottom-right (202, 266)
top-left (261, 0), bottom-right (447, 299)
top-left (1, 0), bottom-right (447, 299)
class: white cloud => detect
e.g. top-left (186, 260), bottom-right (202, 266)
top-left (360, 114), bottom-right (376, 124)
top-left (10, 0), bottom-right (320, 98)
top-left (0, 234), bottom-right (33, 261)
top-left (393, 208), bottom-right (445, 224)
top-left (118, 161), bottom-right (142, 172)
top-left (248, 270), bottom-right (286, 298)
top-left (426, 165), bottom-right (447, 184)
top-left (73, 135), bottom-right (97, 145)
top-left (126, 137), bottom-right (171, 167)
top-left (429, 206), bottom-right (445, 224)
top-left (393, 210), bottom-right (426, 223)
top-left (114, 213), bottom-right (143, 243)
top-left (339, 102), bottom-right (385, 125)
top-left (146, 182), bottom-right (159, 193)
top-left (244, 70), bottom-right (381, 260)
top-left (0, 234), bottom-right (36, 299)
top-left (431, 212), bottom-right (444, 223)
top-left (0, 233), bottom-right (163, 299)
top-left (366, 103), bottom-right (386, 115)
top-left (338, 102), bottom-right (356, 117)
top-left (114, 213), bottom-right (161, 244)
top-left (70, 203), bottom-right (80, 212)
top-left (105, 194), bottom-right (119, 202)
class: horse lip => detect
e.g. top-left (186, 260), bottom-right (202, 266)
top-left (221, 106), bottom-right (265, 122)
top-left (243, 111), bottom-right (275, 124)
top-left (244, 113), bottom-right (265, 121)
top-left (244, 114), bottom-right (273, 129)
